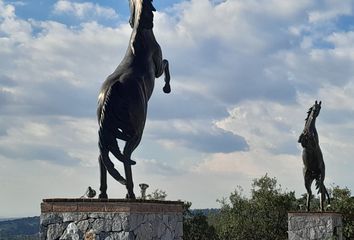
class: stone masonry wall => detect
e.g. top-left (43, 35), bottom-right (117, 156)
top-left (288, 212), bottom-right (343, 240)
top-left (40, 199), bottom-right (184, 240)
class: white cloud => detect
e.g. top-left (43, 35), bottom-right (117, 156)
top-left (193, 150), bottom-right (303, 195)
top-left (0, 155), bottom-right (100, 218)
top-left (216, 101), bottom-right (301, 153)
top-left (193, 152), bottom-right (265, 176)
top-left (146, 119), bottom-right (248, 153)
top-left (0, 1), bottom-right (15, 19)
top-left (0, 116), bottom-right (97, 165)
top-left (316, 83), bottom-right (354, 111)
top-left (308, 0), bottom-right (352, 23)
top-left (325, 31), bottom-right (354, 60)
top-left (53, 0), bottom-right (118, 20)
top-left (0, 1), bottom-right (31, 42)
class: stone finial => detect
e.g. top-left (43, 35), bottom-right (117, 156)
top-left (139, 183), bottom-right (149, 200)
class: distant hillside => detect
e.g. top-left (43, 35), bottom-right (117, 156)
top-left (0, 217), bottom-right (39, 240)
top-left (191, 208), bottom-right (220, 216)
top-left (0, 218), bottom-right (17, 222)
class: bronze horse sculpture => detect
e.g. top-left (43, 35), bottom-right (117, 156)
top-left (298, 101), bottom-right (330, 211)
top-left (97, 0), bottom-right (171, 199)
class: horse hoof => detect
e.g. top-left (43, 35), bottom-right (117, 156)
top-left (163, 84), bottom-right (171, 94)
top-left (99, 193), bottom-right (108, 199)
top-left (126, 193), bottom-right (136, 199)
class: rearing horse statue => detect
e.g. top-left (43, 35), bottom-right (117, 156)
top-left (97, 0), bottom-right (171, 199)
top-left (298, 101), bottom-right (330, 211)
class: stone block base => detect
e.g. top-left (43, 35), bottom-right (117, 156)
top-left (40, 199), bottom-right (184, 240)
top-left (288, 212), bottom-right (343, 240)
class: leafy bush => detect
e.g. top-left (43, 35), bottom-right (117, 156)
top-left (211, 174), bottom-right (297, 240)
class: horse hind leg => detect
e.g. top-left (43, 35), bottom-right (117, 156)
top-left (115, 128), bottom-right (130, 141)
top-left (100, 150), bottom-right (127, 186)
top-left (325, 185), bottom-right (330, 205)
top-left (98, 154), bottom-right (108, 199)
top-left (123, 134), bottom-right (143, 199)
top-left (306, 189), bottom-right (312, 212)
top-left (109, 140), bottom-right (136, 165)
top-left (315, 171), bottom-right (329, 211)
top-left (320, 187), bottom-right (325, 211)
top-left (99, 148), bottom-right (134, 198)
top-left (305, 177), bottom-right (313, 212)
top-left (99, 129), bottom-right (127, 183)
top-left (106, 128), bottom-right (136, 165)
top-left (319, 181), bottom-right (330, 211)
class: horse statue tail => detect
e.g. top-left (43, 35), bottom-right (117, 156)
top-left (315, 179), bottom-right (331, 205)
top-left (97, 87), bottom-right (131, 198)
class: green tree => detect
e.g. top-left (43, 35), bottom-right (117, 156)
top-left (183, 202), bottom-right (219, 240)
top-left (329, 186), bottom-right (354, 239)
top-left (184, 214), bottom-right (219, 240)
top-left (212, 174), bottom-right (297, 240)
top-left (146, 189), bottom-right (167, 200)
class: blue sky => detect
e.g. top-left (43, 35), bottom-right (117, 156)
top-left (5, 0), bottom-right (179, 23)
top-left (1, 0), bottom-right (354, 218)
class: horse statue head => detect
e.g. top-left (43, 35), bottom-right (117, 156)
top-left (307, 100), bottom-right (321, 120)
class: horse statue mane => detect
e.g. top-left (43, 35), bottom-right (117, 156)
top-left (97, 0), bottom-right (171, 199)
top-left (129, 0), bottom-right (155, 54)
top-left (298, 102), bottom-right (320, 149)
top-left (298, 101), bottom-right (330, 211)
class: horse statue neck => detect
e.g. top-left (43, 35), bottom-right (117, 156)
top-left (304, 108), bottom-right (319, 144)
top-left (129, 0), bottom-right (157, 55)
top-left (131, 28), bottom-right (157, 53)
top-left (305, 111), bottom-right (316, 131)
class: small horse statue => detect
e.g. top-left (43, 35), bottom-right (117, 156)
top-left (298, 101), bottom-right (330, 211)
top-left (97, 0), bottom-right (171, 199)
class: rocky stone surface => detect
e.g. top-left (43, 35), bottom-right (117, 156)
top-left (41, 212), bottom-right (183, 240)
top-left (288, 212), bottom-right (342, 240)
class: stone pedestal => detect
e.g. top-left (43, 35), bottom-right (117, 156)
top-left (288, 212), bottom-right (343, 240)
top-left (40, 199), bottom-right (184, 240)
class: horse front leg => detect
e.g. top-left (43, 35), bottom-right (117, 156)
top-left (162, 59), bottom-right (171, 94)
